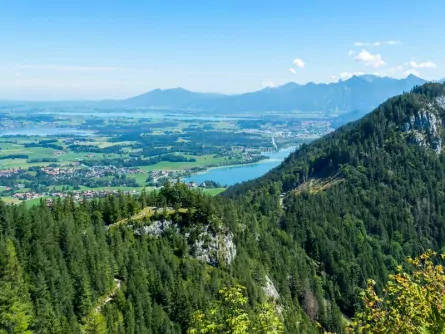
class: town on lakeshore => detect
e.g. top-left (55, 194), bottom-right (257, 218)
top-left (0, 109), bottom-right (333, 204)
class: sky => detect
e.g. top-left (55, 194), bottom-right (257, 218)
top-left (1, 0), bottom-right (444, 100)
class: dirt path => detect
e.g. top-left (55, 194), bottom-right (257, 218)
top-left (106, 207), bottom-right (157, 230)
top-left (94, 278), bottom-right (121, 313)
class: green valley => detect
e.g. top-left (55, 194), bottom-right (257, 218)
top-left (2, 83), bottom-right (445, 333)
top-left (0, 109), bottom-right (327, 203)
top-left (4, 1), bottom-right (445, 332)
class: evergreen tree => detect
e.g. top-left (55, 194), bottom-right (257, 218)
top-left (0, 239), bottom-right (33, 333)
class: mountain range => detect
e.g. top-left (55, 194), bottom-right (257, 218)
top-left (113, 74), bottom-right (427, 115)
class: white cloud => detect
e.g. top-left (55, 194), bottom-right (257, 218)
top-left (383, 60), bottom-right (435, 78)
top-left (377, 65), bottom-right (405, 78)
top-left (354, 40), bottom-right (401, 47)
top-left (404, 69), bottom-right (420, 77)
top-left (293, 58), bottom-right (305, 68)
top-left (388, 65), bottom-right (404, 73)
top-left (288, 68), bottom-right (297, 75)
top-left (354, 41), bottom-right (381, 47)
top-left (262, 80), bottom-right (276, 88)
top-left (386, 40), bottom-right (402, 45)
top-left (348, 50), bottom-right (354, 56)
top-left (339, 71), bottom-right (365, 80)
top-left (354, 49), bottom-right (386, 68)
top-left (409, 60), bottom-right (437, 69)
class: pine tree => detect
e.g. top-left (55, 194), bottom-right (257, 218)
top-left (0, 239), bottom-right (33, 333)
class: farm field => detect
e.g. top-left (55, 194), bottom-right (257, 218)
top-left (0, 107), bottom-right (331, 204)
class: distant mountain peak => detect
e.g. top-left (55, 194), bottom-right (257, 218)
top-left (344, 75), bottom-right (365, 82)
top-left (109, 74), bottom-right (428, 115)
top-left (360, 74), bottom-right (388, 83)
top-left (340, 74), bottom-right (373, 84)
top-left (406, 73), bottom-right (421, 79)
top-left (281, 81), bottom-right (301, 88)
top-left (147, 87), bottom-right (189, 93)
top-left (166, 87), bottom-right (189, 92)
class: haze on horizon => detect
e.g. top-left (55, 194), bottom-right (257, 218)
top-left (1, 0), bottom-right (444, 100)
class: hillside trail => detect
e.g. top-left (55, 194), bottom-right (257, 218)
top-left (94, 207), bottom-right (156, 313)
top-left (93, 206), bottom-right (185, 314)
top-left (94, 278), bottom-right (121, 313)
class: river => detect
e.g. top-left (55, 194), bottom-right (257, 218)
top-left (183, 146), bottom-right (297, 186)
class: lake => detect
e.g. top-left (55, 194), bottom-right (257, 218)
top-left (183, 146), bottom-right (297, 186)
top-left (0, 127), bottom-right (95, 137)
top-left (43, 110), bottom-right (250, 121)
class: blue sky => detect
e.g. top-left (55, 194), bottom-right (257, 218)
top-left (1, 0), bottom-right (444, 100)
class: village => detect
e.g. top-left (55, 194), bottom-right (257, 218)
top-left (40, 165), bottom-right (144, 179)
top-left (13, 189), bottom-right (138, 202)
top-left (11, 180), bottom-right (211, 203)
top-left (2, 163), bottom-right (213, 203)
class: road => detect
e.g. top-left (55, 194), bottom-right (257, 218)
top-left (271, 137), bottom-right (278, 150)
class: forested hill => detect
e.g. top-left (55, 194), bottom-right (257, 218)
top-left (3, 83), bottom-right (445, 334)
top-left (226, 82), bottom-right (445, 195)
top-left (225, 83), bottom-right (445, 313)
top-left (0, 181), bottom-right (334, 333)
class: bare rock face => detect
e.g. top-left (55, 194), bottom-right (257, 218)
top-left (135, 220), bottom-right (175, 236)
top-left (262, 275), bottom-right (280, 301)
top-left (402, 99), bottom-right (445, 154)
top-left (194, 228), bottom-right (236, 266)
top-left (262, 275), bottom-right (283, 314)
top-left (134, 219), bottom-right (236, 267)
top-left (437, 96), bottom-right (445, 109)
